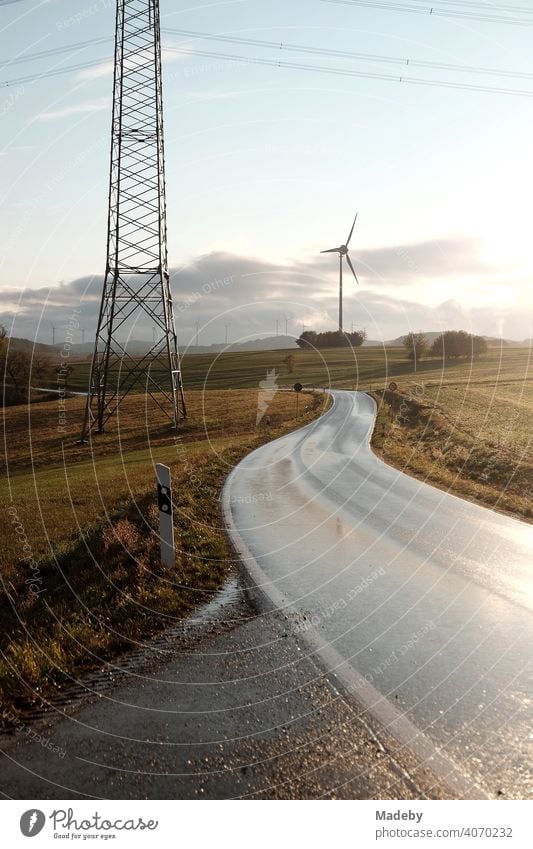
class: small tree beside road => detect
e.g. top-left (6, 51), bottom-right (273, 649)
top-left (402, 332), bottom-right (428, 368)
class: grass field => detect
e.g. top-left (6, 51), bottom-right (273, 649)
top-left (170, 344), bottom-right (533, 522)
top-left (0, 387), bottom-right (328, 713)
top-left (50, 343), bottom-right (533, 394)
top-left (370, 347), bottom-right (533, 520)
top-left (7, 342), bottom-right (532, 562)
top-left (39, 344), bottom-right (414, 393)
top-left (1, 343), bottom-right (531, 713)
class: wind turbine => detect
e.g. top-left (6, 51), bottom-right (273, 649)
top-left (320, 212), bottom-right (359, 333)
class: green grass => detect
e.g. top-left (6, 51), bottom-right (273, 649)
top-left (371, 355), bottom-right (533, 521)
top-left (0, 388), bottom-right (328, 714)
top-left (56, 344), bottom-right (533, 395)
top-left (422, 381), bottom-right (532, 457)
top-left (2, 343), bottom-right (531, 714)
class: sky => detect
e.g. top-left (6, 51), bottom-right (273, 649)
top-left (0, 0), bottom-right (532, 346)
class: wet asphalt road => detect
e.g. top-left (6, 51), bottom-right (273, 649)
top-left (224, 391), bottom-right (533, 799)
top-left (0, 580), bottom-right (451, 799)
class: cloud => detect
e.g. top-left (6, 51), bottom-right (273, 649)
top-left (35, 99), bottom-right (108, 121)
top-left (0, 245), bottom-right (530, 346)
top-left (181, 89), bottom-right (240, 103)
top-left (319, 237), bottom-right (499, 283)
top-left (75, 61), bottom-right (114, 83)
top-left (0, 144), bottom-right (35, 157)
top-left (75, 48), bottom-right (185, 83)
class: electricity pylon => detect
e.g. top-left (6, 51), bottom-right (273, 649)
top-left (80, 0), bottom-right (186, 441)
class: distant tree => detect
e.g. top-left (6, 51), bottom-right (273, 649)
top-left (282, 354), bottom-right (296, 374)
top-left (402, 332), bottom-right (428, 364)
top-left (2, 349), bottom-right (30, 404)
top-left (296, 329), bottom-right (366, 349)
top-left (472, 335), bottom-right (488, 358)
top-left (431, 330), bottom-right (470, 360)
top-left (429, 330), bottom-right (488, 360)
top-left (296, 331), bottom-right (318, 349)
top-left (0, 326), bottom-right (6, 404)
top-left (0, 328), bottom-right (51, 405)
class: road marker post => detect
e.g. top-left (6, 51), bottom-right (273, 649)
top-left (294, 382), bottom-right (303, 417)
top-left (156, 463), bottom-right (175, 568)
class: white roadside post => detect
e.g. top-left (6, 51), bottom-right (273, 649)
top-left (156, 463), bottom-right (175, 567)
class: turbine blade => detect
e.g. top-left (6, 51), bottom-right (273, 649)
top-left (320, 247), bottom-right (341, 254)
top-left (346, 212), bottom-right (358, 247)
top-left (346, 254), bottom-right (359, 284)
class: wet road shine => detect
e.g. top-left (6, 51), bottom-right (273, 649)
top-left (225, 391), bottom-right (533, 798)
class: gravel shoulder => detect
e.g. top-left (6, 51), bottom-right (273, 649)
top-left (0, 577), bottom-right (451, 800)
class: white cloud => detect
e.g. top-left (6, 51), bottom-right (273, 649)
top-left (75, 48), bottom-right (185, 83)
top-left (1, 245), bottom-right (531, 345)
top-left (0, 144), bottom-right (35, 156)
top-left (35, 99), bottom-right (108, 121)
top-left (182, 89), bottom-right (240, 103)
top-left (75, 61), bottom-right (114, 82)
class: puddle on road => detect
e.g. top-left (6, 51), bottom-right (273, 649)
top-left (1, 576), bottom-right (251, 733)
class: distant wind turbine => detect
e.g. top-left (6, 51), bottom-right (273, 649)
top-left (320, 212), bottom-right (359, 333)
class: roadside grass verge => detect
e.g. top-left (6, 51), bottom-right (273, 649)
top-left (0, 389), bottom-right (328, 715)
top-left (371, 387), bottom-right (533, 522)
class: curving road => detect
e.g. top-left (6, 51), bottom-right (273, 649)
top-left (223, 391), bottom-right (533, 798)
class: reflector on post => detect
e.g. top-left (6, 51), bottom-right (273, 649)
top-left (156, 463), bottom-right (175, 568)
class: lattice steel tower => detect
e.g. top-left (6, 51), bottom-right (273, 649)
top-left (81, 0), bottom-right (186, 441)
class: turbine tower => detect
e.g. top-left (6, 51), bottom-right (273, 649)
top-left (320, 212), bottom-right (359, 333)
top-left (80, 0), bottom-right (186, 441)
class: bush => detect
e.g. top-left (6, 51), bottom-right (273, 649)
top-left (402, 332), bottom-right (428, 362)
top-left (429, 330), bottom-right (488, 360)
top-left (296, 329), bottom-right (366, 349)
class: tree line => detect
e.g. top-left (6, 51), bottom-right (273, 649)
top-left (0, 325), bottom-right (75, 406)
top-left (296, 329), bottom-right (367, 349)
top-left (295, 328), bottom-right (488, 359)
top-left (402, 331), bottom-right (488, 362)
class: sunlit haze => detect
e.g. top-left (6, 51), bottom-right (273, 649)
top-left (1, 0), bottom-right (532, 344)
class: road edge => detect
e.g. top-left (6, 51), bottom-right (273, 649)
top-left (221, 391), bottom-right (488, 801)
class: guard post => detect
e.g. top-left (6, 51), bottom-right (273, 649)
top-left (294, 382), bottom-right (303, 417)
top-left (156, 463), bottom-right (175, 567)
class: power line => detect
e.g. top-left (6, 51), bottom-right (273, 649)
top-left (163, 45), bottom-right (533, 97)
top-left (0, 57), bottom-right (109, 87)
top-left (381, 0), bottom-right (533, 13)
top-left (2, 43), bottom-right (533, 98)
top-left (3, 27), bottom-right (533, 87)
top-left (3, 27), bottom-right (533, 83)
top-left (163, 26), bottom-right (533, 80)
top-left (0, 37), bottom-right (110, 69)
top-left (321, 0), bottom-right (533, 26)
